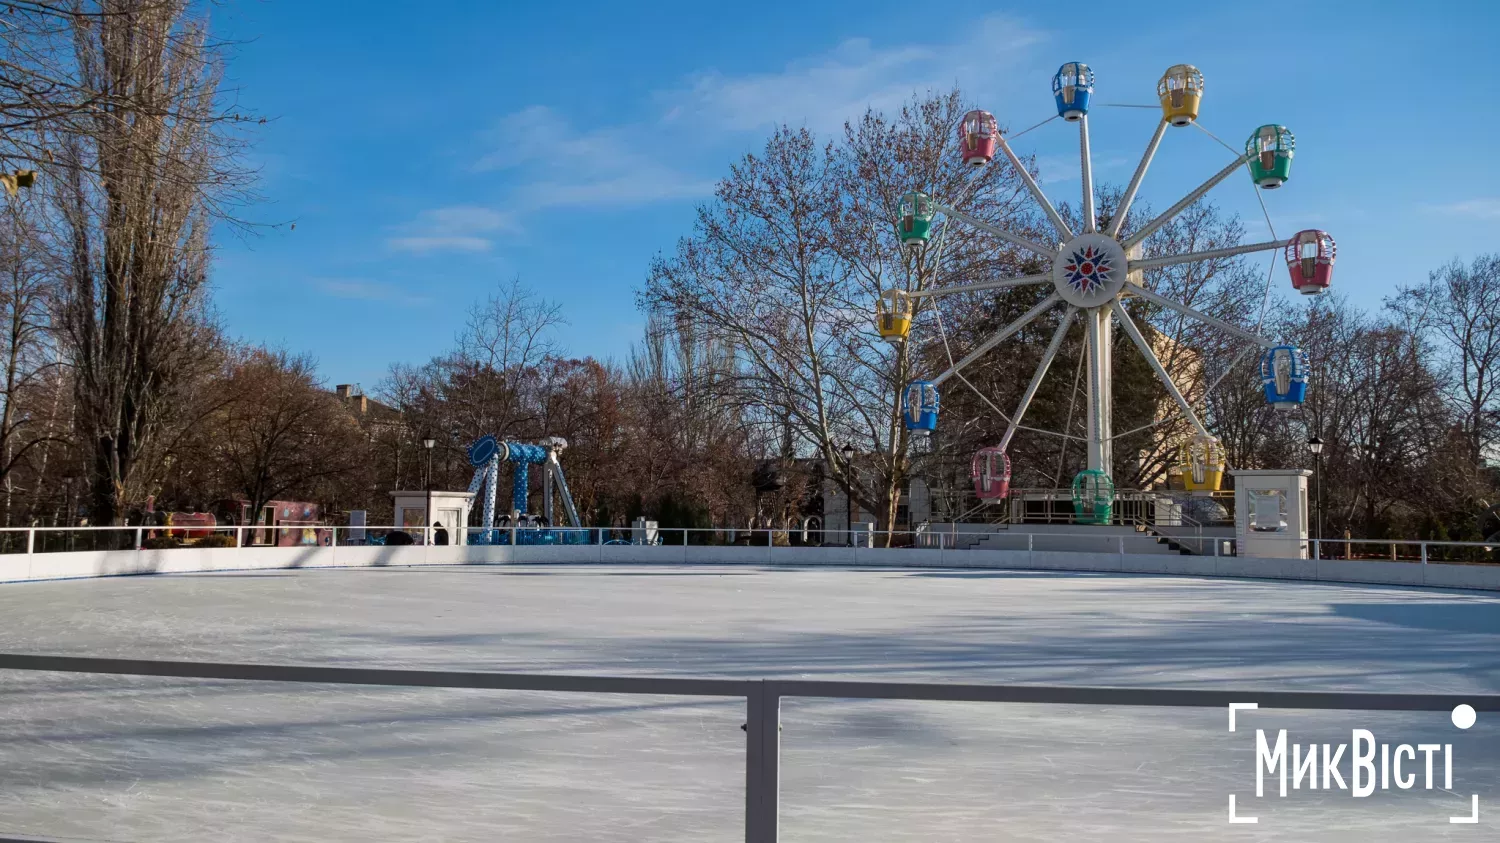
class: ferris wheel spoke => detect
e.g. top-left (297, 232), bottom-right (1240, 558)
top-left (1129, 284), bottom-right (1274, 348)
top-left (1131, 239), bottom-right (1290, 271)
top-left (906, 274), bottom-right (1050, 300)
top-left (933, 201), bottom-right (1059, 259)
top-left (995, 136), bottom-right (1073, 241)
top-left (932, 293), bottom-right (1062, 385)
top-left (1110, 301), bottom-right (1211, 440)
top-left (999, 306), bottom-right (1077, 452)
top-left (1122, 153), bottom-right (1250, 249)
top-left (1079, 115), bottom-right (1096, 233)
top-left (1105, 119), bottom-right (1169, 238)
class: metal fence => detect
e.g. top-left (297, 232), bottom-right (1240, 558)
top-left (0, 652), bottom-right (1494, 842)
top-left (4, 524), bottom-right (1500, 565)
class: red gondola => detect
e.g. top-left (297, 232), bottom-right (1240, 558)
top-left (971, 447), bottom-right (1011, 501)
top-left (959, 110), bottom-right (998, 168)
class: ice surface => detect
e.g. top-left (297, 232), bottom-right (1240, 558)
top-left (0, 564), bottom-right (1495, 841)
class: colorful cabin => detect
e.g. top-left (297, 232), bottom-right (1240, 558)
top-left (1071, 469), bottom-right (1114, 525)
top-left (1052, 63), bottom-right (1094, 122)
top-left (1157, 64), bottom-right (1204, 127)
top-left (1285, 230), bottom-right (1336, 295)
top-left (971, 447), bottom-right (1011, 502)
top-left (1246, 125), bottom-right (1294, 189)
top-left (1175, 436), bottom-right (1226, 492)
top-left (898, 191), bottom-right (935, 250)
top-left (903, 380), bottom-right (939, 436)
top-left (876, 289), bottom-right (913, 343)
top-left (1261, 344), bottom-right (1309, 409)
top-left (959, 110), bottom-right (998, 167)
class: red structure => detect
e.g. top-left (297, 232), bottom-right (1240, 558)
top-left (959, 110), bottom-right (998, 167)
top-left (971, 447), bottom-right (1011, 501)
top-left (1285, 230), bottom-right (1336, 295)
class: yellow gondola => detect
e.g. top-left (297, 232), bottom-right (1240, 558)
top-left (876, 289), bottom-right (912, 343)
top-left (1157, 65), bottom-right (1204, 127)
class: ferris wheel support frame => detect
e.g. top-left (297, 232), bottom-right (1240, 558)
top-left (1079, 115), bottom-right (1097, 233)
top-left (995, 135), bottom-right (1073, 240)
top-left (1128, 284), bottom-right (1276, 349)
top-left (931, 202), bottom-right (1058, 258)
top-left (905, 274), bottom-right (1050, 299)
top-left (932, 293), bottom-right (1062, 386)
top-left (1110, 300), bottom-right (1212, 440)
top-left (1131, 238), bottom-right (1289, 271)
top-left (999, 306), bottom-right (1077, 453)
top-left (1106, 119), bottom-right (1170, 238)
top-left (1123, 153), bottom-right (1251, 249)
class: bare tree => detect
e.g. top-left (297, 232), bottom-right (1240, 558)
top-left (645, 90), bottom-right (1039, 539)
top-left (1391, 254), bottom-right (1500, 474)
top-left (0, 193), bottom-right (63, 520)
top-left (48, 0), bottom-right (249, 524)
top-left (205, 349), bottom-right (366, 529)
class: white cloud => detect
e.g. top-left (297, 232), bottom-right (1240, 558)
top-left (387, 204), bottom-right (517, 253)
top-left (476, 105), bottom-right (713, 209)
top-left (1424, 198), bottom-right (1500, 220)
top-left (315, 278), bottom-right (430, 304)
top-left (656, 15), bottom-right (1049, 135)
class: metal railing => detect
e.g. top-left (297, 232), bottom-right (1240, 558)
top-left (0, 652), bottom-right (1493, 842)
top-left (5, 524), bottom-right (1500, 565)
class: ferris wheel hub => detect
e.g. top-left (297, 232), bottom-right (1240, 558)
top-left (1050, 232), bottom-right (1129, 308)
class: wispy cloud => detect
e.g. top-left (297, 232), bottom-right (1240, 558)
top-left (388, 204), bottom-right (517, 254)
top-left (1424, 198), bottom-right (1500, 220)
top-left (656, 15), bottom-right (1049, 135)
top-left (461, 17), bottom-right (1047, 217)
top-left (476, 105), bottom-right (713, 209)
top-left (315, 278), bottom-right (430, 304)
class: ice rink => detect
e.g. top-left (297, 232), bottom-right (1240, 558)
top-left (0, 563), bottom-right (1496, 841)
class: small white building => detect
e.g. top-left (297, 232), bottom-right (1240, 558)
top-left (388, 490), bottom-right (475, 545)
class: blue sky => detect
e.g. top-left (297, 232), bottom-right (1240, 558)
top-left (211, 0), bottom-right (1500, 390)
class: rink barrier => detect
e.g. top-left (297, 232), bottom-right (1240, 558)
top-left (0, 526), bottom-right (1499, 591)
top-left (1, 652), bottom-right (1497, 843)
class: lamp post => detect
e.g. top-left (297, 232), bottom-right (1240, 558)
top-left (841, 443), bottom-right (856, 547)
top-left (1307, 435), bottom-right (1324, 557)
top-left (422, 434), bottom-right (436, 544)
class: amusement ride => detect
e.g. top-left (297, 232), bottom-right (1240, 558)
top-left (881, 63), bottom-right (1336, 524)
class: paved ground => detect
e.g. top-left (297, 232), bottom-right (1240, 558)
top-left (0, 564), bottom-right (1496, 841)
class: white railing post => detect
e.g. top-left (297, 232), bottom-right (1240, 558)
top-left (1420, 542), bottom-right (1427, 565)
top-left (134, 527), bottom-right (143, 550)
top-left (26, 528), bottom-right (34, 555)
top-left (234, 526), bottom-right (243, 548)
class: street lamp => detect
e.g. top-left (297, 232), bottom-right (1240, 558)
top-left (422, 434), bottom-right (436, 544)
top-left (1307, 436), bottom-right (1325, 556)
top-left (841, 443), bottom-right (856, 547)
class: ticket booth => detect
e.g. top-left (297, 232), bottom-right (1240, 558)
top-left (1231, 469), bottom-right (1311, 558)
top-left (389, 490), bottom-right (476, 545)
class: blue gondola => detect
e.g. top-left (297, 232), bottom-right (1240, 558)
top-left (1261, 345), bottom-right (1309, 409)
top-left (903, 381), bottom-right (939, 435)
top-left (1052, 62), bottom-right (1094, 122)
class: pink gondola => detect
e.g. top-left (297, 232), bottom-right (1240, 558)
top-left (1285, 230), bottom-right (1336, 295)
top-left (971, 447), bottom-right (1011, 501)
top-left (959, 110), bottom-right (998, 168)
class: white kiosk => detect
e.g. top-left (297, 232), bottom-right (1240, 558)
top-left (1231, 469), bottom-right (1311, 559)
top-left (389, 490), bottom-right (476, 545)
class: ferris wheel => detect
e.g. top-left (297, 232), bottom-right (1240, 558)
top-left (878, 63), bottom-right (1339, 523)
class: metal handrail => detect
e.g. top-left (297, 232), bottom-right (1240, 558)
top-left (0, 652), bottom-right (1494, 843)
